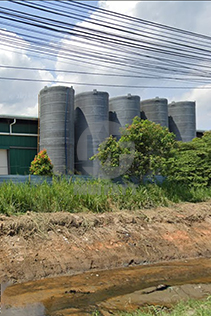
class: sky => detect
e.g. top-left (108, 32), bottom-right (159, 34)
top-left (0, 1), bottom-right (211, 130)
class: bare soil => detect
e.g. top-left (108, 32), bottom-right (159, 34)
top-left (1, 201), bottom-right (211, 285)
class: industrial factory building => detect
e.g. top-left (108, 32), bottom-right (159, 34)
top-left (0, 115), bottom-right (38, 175)
top-left (0, 85), bottom-right (200, 175)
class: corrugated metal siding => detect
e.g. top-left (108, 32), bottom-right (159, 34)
top-left (0, 122), bottom-right (9, 132)
top-left (9, 148), bottom-right (37, 175)
top-left (0, 118), bottom-right (38, 175)
top-left (13, 120), bottom-right (38, 134)
top-left (0, 135), bottom-right (37, 147)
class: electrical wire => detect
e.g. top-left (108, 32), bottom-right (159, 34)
top-left (0, 0), bottom-right (210, 89)
top-left (2, 4), bottom-right (211, 63)
top-left (0, 75), bottom-right (210, 89)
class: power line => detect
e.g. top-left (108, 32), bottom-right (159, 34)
top-left (0, 6), bottom-right (209, 61)
top-left (1, 64), bottom-right (211, 84)
top-left (4, 3), bottom-right (211, 62)
top-left (1, 16), bottom-right (211, 78)
top-left (4, 2), bottom-right (211, 60)
top-left (15, 0), bottom-right (211, 52)
top-left (71, 0), bottom-right (211, 41)
top-left (0, 0), bottom-right (210, 88)
top-left (0, 75), bottom-right (210, 89)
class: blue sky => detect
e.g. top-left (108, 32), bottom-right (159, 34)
top-left (0, 1), bottom-right (211, 130)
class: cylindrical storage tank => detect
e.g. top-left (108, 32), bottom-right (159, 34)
top-left (75, 90), bottom-right (109, 176)
top-left (109, 94), bottom-right (140, 138)
top-left (39, 86), bottom-right (75, 174)
top-left (140, 97), bottom-right (168, 128)
top-left (168, 101), bottom-right (196, 142)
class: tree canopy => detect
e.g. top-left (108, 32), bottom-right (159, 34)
top-left (164, 131), bottom-right (211, 187)
top-left (91, 117), bottom-right (176, 180)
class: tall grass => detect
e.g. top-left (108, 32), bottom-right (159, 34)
top-left (0, 177), bottom-right (211, 215)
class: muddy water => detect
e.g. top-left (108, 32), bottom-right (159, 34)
top-left (2, 258), bottom-right (211, 315)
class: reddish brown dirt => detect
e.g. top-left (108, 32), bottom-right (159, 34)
top-left (1, 201), bottom-right (211, 285)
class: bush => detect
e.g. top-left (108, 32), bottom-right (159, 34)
top-left (91, 117), bottom-right (175, 180)
top-left (164, 131), bottom-right (211, 187)
top-left (30, 149), bottom-right (53, 176)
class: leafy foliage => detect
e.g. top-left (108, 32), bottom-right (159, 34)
top-left (164, 131), bottom-right (211, 187)
top-left (92, 116), bottom-right (211, 188)
top-left (91, 117), bottom-right (176, 180)
top-left (30, 149), bottom-right (53, 176)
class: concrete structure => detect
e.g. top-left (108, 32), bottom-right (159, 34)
top-left (0, 86), bottom-right (200, 176)
top-left (0, 115), bottom-right (38, 174)
top-left (39, 86), bottom-right (75, 174)
top-left (75, 90), bottom-right (109, 176)
top-left (168, 101), bottom-right (196, 142)
top-left (141, 97), bottom-right (168, 128)
top-left (109, 94), bottom-right (140, 138)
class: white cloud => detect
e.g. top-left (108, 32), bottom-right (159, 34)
top-left (0, 30), bottom-right (54, 117)
top-left (99, 1), bottom-right (138, 15)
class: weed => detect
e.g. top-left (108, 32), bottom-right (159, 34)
top-left (1, 178), bottom-right (211, 216)
top-left (116, 296), bottom-right (211, 315)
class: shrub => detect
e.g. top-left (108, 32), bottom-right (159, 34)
top-left (30, 149), bottom-right (53, 176)
top-left (91, 117), bottom-right (175, 180)
top-left (164, 131), bottom-right (211, 187)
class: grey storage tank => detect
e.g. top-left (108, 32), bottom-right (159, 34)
top-left (75, 90), bottom-right (109, 176)
top-left (109, 94), bottom-right (140, 138)
top-left (39, 86), bottom-right (75, 174)
top-left (141, 97), bottom-right (168, 127)
top-left (168, 101), bottom-right (196, 142)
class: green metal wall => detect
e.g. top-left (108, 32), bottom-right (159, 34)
top-left (9, 148), bottom-right (37, 175)
top-left (0, 121), bottom-right (9, 133)
top-left (0, 118), bottom-right (38, 175)
top-left (13, 120), bottom-right (38, 134)
top-left (0, 119), bottom-right (37, 134)
top-left (0, 135), bottom-right (37, 148)
top-left (0, 135), bottom-right (37, 149)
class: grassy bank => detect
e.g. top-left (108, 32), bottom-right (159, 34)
top-left (92, 296), bottom-right (211, 315)
top-left (1, 177), bottom-right (211, 215)
top-left (118, 296), bottom-right (211, 315)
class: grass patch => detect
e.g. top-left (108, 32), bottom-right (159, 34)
top-left (92, 296), bottom-right (211, 315)
top-left (1, 177), bottom-right (211, 215)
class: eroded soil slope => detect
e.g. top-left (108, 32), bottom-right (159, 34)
top-left (1, 201), bottom-right (211, 284)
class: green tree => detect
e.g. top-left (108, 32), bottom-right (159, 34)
top-left (91, 117), bottom-right (175, 180)
top-left (30, 149), bottom-right (53, 176)
top-left (165, 131), bottom-right (211, 187)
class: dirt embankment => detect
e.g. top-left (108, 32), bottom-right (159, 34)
top-left (1, 201), bottom-right (211, 284)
